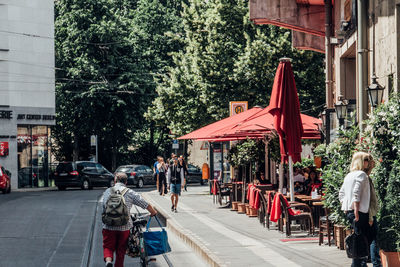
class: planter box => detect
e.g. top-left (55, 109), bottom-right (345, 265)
top-left (231, 201), bottom-right (239, 211)
top-left (248, 207), bottom-right (258, 217)
top-left (379, 250), bottom-right (400, 267)
top-left (237, 203), bottom-right (246, 214)
top-left (245, 204), bottom-right (250, 215)
top-left (334, 224), bottom-right (346, 250)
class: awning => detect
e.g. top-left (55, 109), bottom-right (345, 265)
top-left (178, 107), bottom-right (264, 140)
top-left (178, 106), bottom-right (321, 141)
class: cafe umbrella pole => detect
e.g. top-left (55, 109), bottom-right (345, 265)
top-left (288, 155), bottom-right (294, 202)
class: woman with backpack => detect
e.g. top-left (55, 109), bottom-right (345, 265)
top-left (102, 172), bottom-right (157, 267)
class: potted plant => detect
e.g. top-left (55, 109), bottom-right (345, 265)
top-left (321, 125), bottom-right (359, 248)
top-left (363, 94), bottom-right (400, 265)
top-left (313, 144), bottom-right (326, 168)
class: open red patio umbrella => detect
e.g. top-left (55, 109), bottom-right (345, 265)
top-left (268, 58), bottom-right (303, 201)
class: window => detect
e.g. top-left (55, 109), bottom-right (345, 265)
top-left (95, 163), bottom-right (104, 174)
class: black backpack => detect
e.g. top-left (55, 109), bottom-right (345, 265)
top-left (102, 187), bottom-right (129, 226)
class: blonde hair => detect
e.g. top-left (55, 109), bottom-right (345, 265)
top-left (350, 152), bottom-right (372, 172)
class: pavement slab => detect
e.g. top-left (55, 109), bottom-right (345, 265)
top-left (143, 185), bottom-right (355, 267)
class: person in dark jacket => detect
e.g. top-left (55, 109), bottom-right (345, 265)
top-left (167, 158), bottom-right (184, 212)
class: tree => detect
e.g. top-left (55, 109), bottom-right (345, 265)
top-left (54, 0), bottom-right (184, 169)
top-left (148, 0), bottom-right (325, 138)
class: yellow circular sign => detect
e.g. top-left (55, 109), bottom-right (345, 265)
top-left (235, 105), bottom-right (244, 114)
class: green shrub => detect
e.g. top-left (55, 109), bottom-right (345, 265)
top-left (321, 125), bottom-right (359, 226)
top-left (363, 93), bottom-right (400, 252)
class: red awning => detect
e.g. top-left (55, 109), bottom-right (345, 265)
top-left (178, 107), bottom-right (264, 140)
top-left (178, 106), bottom-right (321, 141)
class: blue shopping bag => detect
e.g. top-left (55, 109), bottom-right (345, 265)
top-left (143, 216), bottom-right (171, 256)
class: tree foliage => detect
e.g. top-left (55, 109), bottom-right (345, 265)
top-left (54, 0), bottom-right (184, 169)
top-left (148, 0), bottom-right (325, 137)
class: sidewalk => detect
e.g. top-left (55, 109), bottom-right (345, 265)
top-left (143, 185), bottom-right (353, 267)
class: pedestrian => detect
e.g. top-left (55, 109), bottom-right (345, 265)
top-left (102, 172), bottom-right (157, 267)
top-left (339, 152), bottom-right (375, 267)
top-left (365, 155), bottom-right (382, 267)
top-left (157, 157), bottom-right (168, 196)
top-left (178, 155), bottom-right (188, 191)
top-left (153, 156), bottom-right (161, 192)
top-left (167, 157), bottom-right (184, 212)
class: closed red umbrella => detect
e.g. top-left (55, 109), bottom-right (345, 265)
top-left (268, 58), bottom-right (303, 201)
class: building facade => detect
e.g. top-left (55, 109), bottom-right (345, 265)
top-left (0, 0), bottom-right (55, 189)
top-left (250, 0), bottom-right (399, 140)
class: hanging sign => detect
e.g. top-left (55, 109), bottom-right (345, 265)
top-left (90, 135), bottom-right (97, 146)
top-left (229, 101), bottom-right (248, 116)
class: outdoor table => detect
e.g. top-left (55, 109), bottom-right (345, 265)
top-left (254, 184), bottom-right (273, 193)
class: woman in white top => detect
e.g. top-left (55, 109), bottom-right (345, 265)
top-left (339, 152), bottom-right (375, 267)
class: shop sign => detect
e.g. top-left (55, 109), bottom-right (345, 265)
top-left (229, 101), bottom-right (248, 116)
top-left (17, 114), bottom-right (56, 120)
top-left (0, 110), bottom-right (13, 119)
top-left (0, 142), bottom-right (9, 157)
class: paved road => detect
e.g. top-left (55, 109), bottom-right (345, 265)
top-left (0, 187), bottom-right (205, 267)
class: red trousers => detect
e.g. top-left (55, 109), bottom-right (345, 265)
top-left (102, 229), bottom-right (130, 267)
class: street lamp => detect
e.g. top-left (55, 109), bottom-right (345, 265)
top-left (366, 75), bottom-right (385, 108)
top-left (335, 100), bottom-right (348, 126)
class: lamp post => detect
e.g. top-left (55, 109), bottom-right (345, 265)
top-left (335, 100), bottom-right (348, 127)
top-left (366, 75), bottom-right (385, 109)
top-left (320, 108), bottom-right (335, 144)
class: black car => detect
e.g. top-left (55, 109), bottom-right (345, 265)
top-left (186, 164), bottom-right (203, 185)
top-left (54, 161), bottom-right (114, 190)
top-left (115, 165), bottom-right (155, 188)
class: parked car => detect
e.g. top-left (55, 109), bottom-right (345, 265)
top-left (115, 164), bottom-right (155, 188)
top-left (185, 164), bottom-right (203, 185)
top-left (0, 165), bottom-right (11, 194)
top-left (54, 161), bottom-right (114, 190)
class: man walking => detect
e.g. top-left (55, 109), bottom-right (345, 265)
top-left (168, 157), bottom-right (184, 212)
top-left (102, 172), bottom-right (157, 267)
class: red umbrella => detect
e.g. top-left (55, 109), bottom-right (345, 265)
top-left (268, 59), bottom-right (304, 163)
top-left (268, 58), bottom-right (304, 201)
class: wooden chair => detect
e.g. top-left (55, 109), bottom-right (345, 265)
top-left (217, 181), bottom-right (231, 206)
top-left (319, 208), bottom-right (334, 246)
top-left (279, 194), bottom-right (314, 237)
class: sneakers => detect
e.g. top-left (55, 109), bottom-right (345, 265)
top-left (174, 208), bottom-right (177, 213)
top-left (171, 204), bottom-right (174, 211)
top-left (105, 262), bottom-right (113, 267)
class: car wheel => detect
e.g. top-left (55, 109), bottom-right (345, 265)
top-left (57, 186), bottom-right (66, 191)
top-left (1, 188), bottom-right (6, 194)
top-left (81, 179), bottom-right (90, 190)
top-left (136, 178), bottom-right (144, 188)
top-left (7, 183), bottom-right (11, 194)
top-left (109, 179), bottom-right (115, 187)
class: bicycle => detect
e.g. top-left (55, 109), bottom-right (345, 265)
top-left (128, 214), bottom-right (156, 267)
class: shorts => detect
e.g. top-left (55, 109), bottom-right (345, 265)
top-left (170, 183), bottom-right (181, 195)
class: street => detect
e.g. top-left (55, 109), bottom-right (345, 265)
top-left (0, 187), bottom-right (205, 267)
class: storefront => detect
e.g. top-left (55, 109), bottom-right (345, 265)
top-left (0, 108), bottom-right (55, 189)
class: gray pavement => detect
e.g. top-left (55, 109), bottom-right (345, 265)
top-left (143, 185), bottom-right (355, 267)
top-left (0, 189), bottom-right (101, 267)
top-left (0, 186), bottom-right (206, 267)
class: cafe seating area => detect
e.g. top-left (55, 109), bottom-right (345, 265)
top-left (211, 179), bottom-right (342, 248)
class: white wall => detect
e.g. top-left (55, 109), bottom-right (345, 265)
top-left (0, 0), bottom-right (55, 108)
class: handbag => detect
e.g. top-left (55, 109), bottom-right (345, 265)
top-left (143, 216), bottom-right (171, 256)
top-left (126, 225), bottom-right (141, 258)
top-left (345, 221), bottom-right (369, 259)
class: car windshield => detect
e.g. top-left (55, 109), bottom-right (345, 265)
top-left (116, 167), bottom-right (131, 173)
top-left (56, 163), bottom-right (75, 173)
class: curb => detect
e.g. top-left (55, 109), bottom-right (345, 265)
top-left (142, 192), bottom-right (224, 267)
top-left (13, 187), bottom-right (58, 192)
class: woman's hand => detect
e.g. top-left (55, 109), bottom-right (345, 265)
top-left (369, 220), bottom-right (373, 226)
top-left (354, 211), bottom-right (359, 222)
